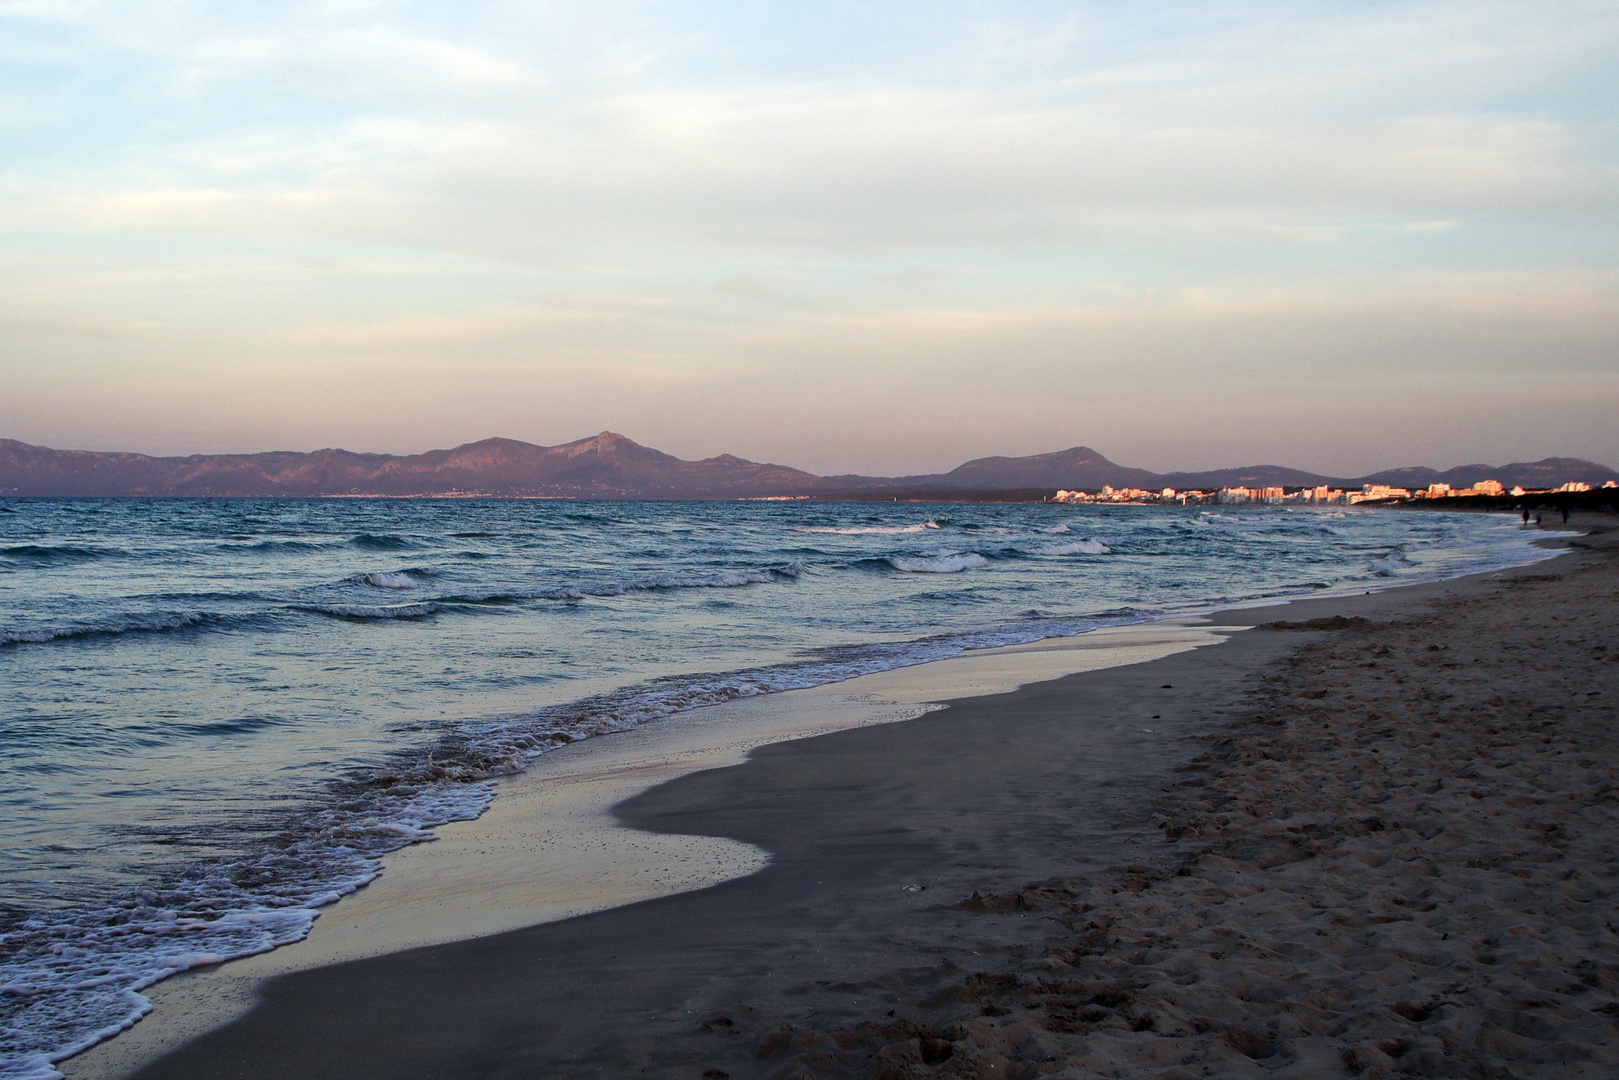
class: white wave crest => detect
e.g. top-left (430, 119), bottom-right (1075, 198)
top-left (887, 553), bottom-right (989, 573)
top-left (0, 613), bottom-right (211, 647)
top-left (1034, 539), bottom-right (1111, 556)
top-left (1039, 524), bottom-right (1071, 534)
top-left (363, 572), bottom-right (420, 590)
top-left (441, 568), bottom-right (789, 605)
top-left (304, 603), bottom-right (438, 620)
top-left (0, 778), bottom-right (494, 1080)
top-left (799, 520), bottom-right (941, 535)
top-left (1372, 548), bottom-right (1416, 576)
top-left (635, 569), bottom-right (780, 590)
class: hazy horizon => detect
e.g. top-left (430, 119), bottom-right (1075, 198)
top-left (7, 427), bottom-right (1615, 481)
top-left (3, 2), bottom-right (1616, 476)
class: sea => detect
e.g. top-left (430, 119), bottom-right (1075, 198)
top-left (0, 497), bottom-right (1560, 1078)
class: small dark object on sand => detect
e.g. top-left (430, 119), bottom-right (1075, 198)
top-left (1268, 616), bottom-right (1378, 631)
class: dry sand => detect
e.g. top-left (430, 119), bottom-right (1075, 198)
top-left (758, 522), bottom-right (1619, 1078)
top-left (92, 517), bottom-right (1613, 1080)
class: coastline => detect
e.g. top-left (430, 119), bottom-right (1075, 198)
top-left (65, 618), bottom-right (1242, 1079)
top-left (58, 519), bottom-right (1594, 1080)
top-left (756, 517), bottom-right (1618, 1078)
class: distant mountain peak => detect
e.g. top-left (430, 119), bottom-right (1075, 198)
top-left (950, 445), bottom-right (1109, 469)
top-left (0, 435), bottom-right (1613, 499)
top-left (923, 444), bottom-right (1155, 491)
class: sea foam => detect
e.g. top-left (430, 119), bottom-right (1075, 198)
top-left (362, 570), bottom-right (433, 589)
top-left (300, 603), bottom-right (440, 621)
top-left (1033, 539), bottom-right (1111, 556)
top-left (0, 612), bottom-right (222, 648)
top-left (887, 553), bottom-right (989, 573)
top-left (797, 520), bottom-right (942, 535)
top-left (0, 501), bottom-right (1565, 1078)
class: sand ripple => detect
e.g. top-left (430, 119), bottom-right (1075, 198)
top-left (761, 538), bottom-right (1619, 1079)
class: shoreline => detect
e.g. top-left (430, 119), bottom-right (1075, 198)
top-left (65, 619), bottom-right (1245, 1079)
top-left (61, 520), bottom-right (1573, 1079)
top-left (753, 516), bottom-right (1619, 1078)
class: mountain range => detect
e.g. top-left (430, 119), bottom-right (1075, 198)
top-left (1, 432), bottom-right (1614, 499)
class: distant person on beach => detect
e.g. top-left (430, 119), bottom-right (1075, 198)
top-left (1522, 509), bottom-right (1530, 525)
top-left (1535, 512), bottom-right (1543, 525)
top-left (1562, 506), bottom-right (1570, 524)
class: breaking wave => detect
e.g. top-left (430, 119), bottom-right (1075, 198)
top-left (1032, 539), bottom-right (1111, 556)
top-left (0, 779), bottom-right (495, 1080)
top-left (797, 520), bottom-right (942, 535)
top-left (0, 606), bottom-right (1150, 1080)
top-left (0, 499), bottom-right (1567, 1078)
top-left (1371, 544), bottom-right (1420, 577)
top-left (0, 612), bottom-right (228, 648)
top-left (887, 553), bottom-right (990, 573)
top-left (361, 568), bottom-right (436, 590)
top-left (442, 567), bottom-right (798, 604)
top-left (298, 603), bottom-right (441, 621)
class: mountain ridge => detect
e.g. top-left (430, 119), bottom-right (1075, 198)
top-left (1, 434), bottom-right (1613, 499)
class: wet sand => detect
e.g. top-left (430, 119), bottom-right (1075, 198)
top-left (81, 522), bottom-right (1612, 1079)
top-left (754, 521), bottom-right (1619, 1079)
top-left (69, 621), bottom-right (1238, 1079)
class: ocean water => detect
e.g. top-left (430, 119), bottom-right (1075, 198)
top-left (0, 498), bottom-right (1556, 1078)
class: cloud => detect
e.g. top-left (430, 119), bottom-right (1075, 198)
top-left (0, 1), bottom-right (1615, 470)
top-left (5, 3), bottom-right (1615, 254)
top-left (12, 85), bottom-right (1613, 254)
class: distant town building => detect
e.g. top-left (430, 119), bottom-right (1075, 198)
top-left (1047, 473), bottom-right (1603, 507)
top-left (1504, 480), bottom-right (1600, 496)
top-left (1090, 485), bottom-right (1157, 502)
top-left (1416, 480), bottom-right (1506, 498)
top-left (1352, 484), bottom-right (1412, 503)
top-left (1054, 487), bottom-right (1215, 505)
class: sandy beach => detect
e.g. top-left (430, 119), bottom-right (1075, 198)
top-left (68, 621), bottom-right (1242, 1079)
top-left (747, 520), bottom-right (1619, 1079)
top-left (69, 519), bottom-right (1615, 1079)
top-left (12, 6), bottom-right (1619, 1074)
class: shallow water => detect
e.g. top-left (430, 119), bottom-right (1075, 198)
top-left (0, 498), bottom-right (1552, 1077)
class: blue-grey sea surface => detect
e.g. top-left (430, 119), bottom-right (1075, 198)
top-left (0, 498), bottom-right (1556, 1078)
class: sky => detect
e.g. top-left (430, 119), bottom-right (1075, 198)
top-left (1, 1), bottom-right (1616, 476)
